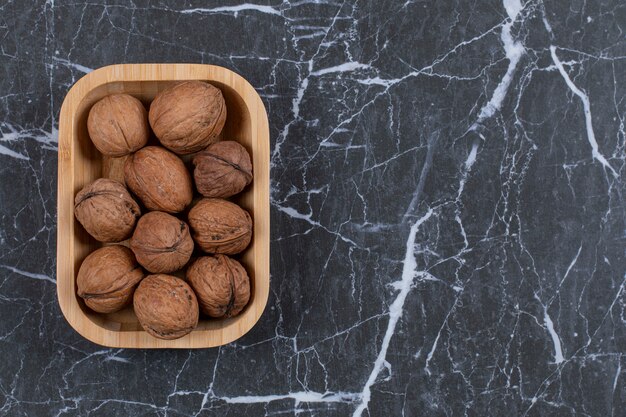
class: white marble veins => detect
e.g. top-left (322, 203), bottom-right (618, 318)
top-left (0, 0), bottom-right (625, 416)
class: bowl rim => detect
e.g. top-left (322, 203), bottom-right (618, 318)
top-left (57, 63), bottom-right (270, 349)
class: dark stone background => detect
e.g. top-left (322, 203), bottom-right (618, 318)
top-left (0, 1), bottom-right (624, 416)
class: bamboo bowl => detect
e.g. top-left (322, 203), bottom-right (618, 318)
top-left (57, 64), bottom-right (269, 348)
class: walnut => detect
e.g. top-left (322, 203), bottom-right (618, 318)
top-left (77, 245), bottom-right (145, 313)
top-left (149, 81), bottom-right (227, 154)
top-left (186, 255), bottom-right (250, 318)
top-left (133, 274), bottom-right (199, 340)
top-left (192, 141), bottom-right (253, 198)
top-left (130, 211), bottom-right (194, 273)
top-left (124, 146), bottom-right (193, 213)
top-left (74, 178), bottom-right (141, 242)
top-left (188, 198), bottom-right (252, 255)
top-left (87, 94), bottom-right (149, 156)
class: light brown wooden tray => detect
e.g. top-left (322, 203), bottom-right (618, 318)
top-left (57, 64), bottom-right (270, 348)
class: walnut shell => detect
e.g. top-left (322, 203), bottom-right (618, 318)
top-left (188, 198), bottom-right (252, 255)
top-left (149, 81), bottom-right (227, 154)
top-left (133, 274), bottom-right (199, 340)
top-left (186, 255), bottom-right (250, 318)
top-left (124, 146), bottom-right (193, 213)
top-left (193, 141), bottom-right (253, 198)
top-left (74, 178), bottom-right (141, 242)
top-left (87, 94), bottom-right (149, 156)
top-left (130, 211), bottom-right (194, 273)
top-left (77, 245), bottom-right (145, 313)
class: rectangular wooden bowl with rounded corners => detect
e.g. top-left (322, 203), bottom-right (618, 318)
top-left (57, 64), bottom-right (269, 348)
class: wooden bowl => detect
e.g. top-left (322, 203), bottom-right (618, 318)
top-left (57, 64), bottom-right (269, 348)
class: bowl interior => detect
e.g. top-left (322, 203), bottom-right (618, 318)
top-left (72, 80), bottom-right (257, 334)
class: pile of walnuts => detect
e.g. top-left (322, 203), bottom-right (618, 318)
top-left (74, 81), bottom-right (254, 340)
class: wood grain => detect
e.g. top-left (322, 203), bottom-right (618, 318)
top-left (57, 64), bottom-right (270, 348)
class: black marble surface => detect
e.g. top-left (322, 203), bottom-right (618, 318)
top-left (1, 0), bottom-right (625, 416)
